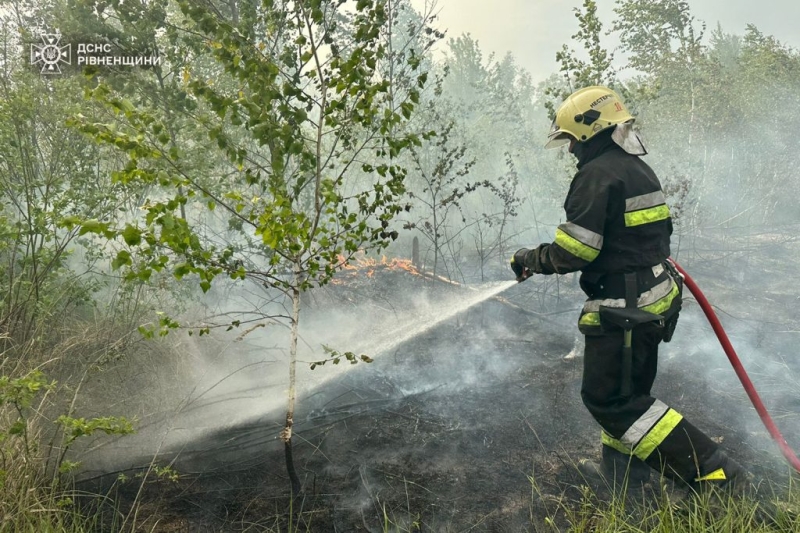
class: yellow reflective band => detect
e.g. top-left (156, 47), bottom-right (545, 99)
top-left (560, 222), bottom-right (604, 249)
top-left (580, 283), bottom-right (677, 330)
top-left (641, 282), bottom-right (680, 315)
top-left (555, 228), bottom-right (600, 262)
top-left (633, 409), bottom-right (683, 460)
top-left (624, 204), bottom-right (670, 227)
top-left (579, 312), bottom-right (601, 327)
top-left (602, 431), bottom-right (633, 455)
top-left (621, 400), bottom-right (670, 448)
top-left (695, 468), bottom-right (727, 482)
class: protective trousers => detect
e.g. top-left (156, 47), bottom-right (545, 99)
top-left (581, 321), bottom-right (721, 486)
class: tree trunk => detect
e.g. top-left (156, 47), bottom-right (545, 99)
top-left (280, 260), bottom-right (302, 496)
top-left (229, 0), bottom-right (239, 25)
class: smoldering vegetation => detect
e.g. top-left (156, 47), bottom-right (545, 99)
top-left (72, 273), bottom-right (541, 483)
top-left (71, 249), bottom-right (800, 530)
top-left (73, 271), bottom-right (587, 529)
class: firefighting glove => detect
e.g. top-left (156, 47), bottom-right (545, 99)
top-left (510, 248), bottom-right (532, 282)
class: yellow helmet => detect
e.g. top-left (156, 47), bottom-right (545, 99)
top-left (545, 86), bottom-right (634, 149)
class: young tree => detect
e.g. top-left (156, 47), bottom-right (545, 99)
top-left (544, 0), bottom-right (616, 118)
top-left (0, 12), bottom-right (129, 348)
top-left (68, 0), bottom-right (435, 495)
top-left (612, 0), bottom-right (705, 78)
top-left (469, 153), bottom-right (521, 281)
top-left (403, 107), bottom-right (476, 278)
top-left (421, 35), bottom-right (532, 280)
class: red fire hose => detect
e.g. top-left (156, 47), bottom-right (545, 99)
top-left (670, 258), bottom-right (800, 473)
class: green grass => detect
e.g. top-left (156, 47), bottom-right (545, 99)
top-left (530, 474), bottom-right (800, 533)
top-left (2, 470), bottom-right (799, 532)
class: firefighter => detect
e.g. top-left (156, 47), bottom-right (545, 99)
top-left (510, 86), bottom-right (750, 494)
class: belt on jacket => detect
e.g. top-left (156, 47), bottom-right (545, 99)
top-left (591, 263), bottom-right (670, 300)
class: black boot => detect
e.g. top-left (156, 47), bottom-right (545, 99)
top-left (578, 445), bottom-right (651, 492)
top-left (689, 448), bottom-right (753, 495)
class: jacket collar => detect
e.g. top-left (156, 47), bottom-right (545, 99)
top-left (572, 128), bottom-right (621, 169)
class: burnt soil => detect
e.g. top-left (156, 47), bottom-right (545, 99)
top-left (77, 248), bottom-right (800, 532)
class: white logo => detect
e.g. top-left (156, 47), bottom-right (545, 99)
top-left (30, 34), bottom-right (71, 74)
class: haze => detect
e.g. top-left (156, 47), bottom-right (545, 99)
top-left (411, 0), bottom-right (800, 82)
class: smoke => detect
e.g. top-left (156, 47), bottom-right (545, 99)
top-left (71, 223), bottom-right (800, 530)
top-left (659, 295), bottom-right (800, 475)
top-left (74, 274), bottom-right (566, 480)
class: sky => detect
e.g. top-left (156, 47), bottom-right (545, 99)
top-left (409, 0), bottom-right (800, 83)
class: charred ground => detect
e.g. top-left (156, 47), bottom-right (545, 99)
top-left (76, 242), bottom-right (800, 532)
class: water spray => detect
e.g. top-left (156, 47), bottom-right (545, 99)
top-left (352, 279), bottom-right (519, 359)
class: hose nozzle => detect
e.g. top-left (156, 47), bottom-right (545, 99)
top-left (516, 269), bottom-right (532, 283)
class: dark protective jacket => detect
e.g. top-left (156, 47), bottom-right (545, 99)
top-left (520, 129), bottom-right (673, 298)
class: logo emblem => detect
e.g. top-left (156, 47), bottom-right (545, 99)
top-left (30, 34), bottom-right (71, 74)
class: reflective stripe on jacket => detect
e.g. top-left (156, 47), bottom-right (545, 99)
top-left (520, 130), bottom-right (672, 288)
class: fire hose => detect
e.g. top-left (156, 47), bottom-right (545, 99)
top-left (670, 258), bottom-right (800, 473)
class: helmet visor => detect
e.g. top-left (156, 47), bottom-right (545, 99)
top-left (545, 130), bottom-right (572, 150)
top-left (544, 117), bottom-right (574, 149)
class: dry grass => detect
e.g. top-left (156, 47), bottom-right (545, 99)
top-left (0, 312), bottom-right (181, 533)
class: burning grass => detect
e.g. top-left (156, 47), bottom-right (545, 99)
top-left (330, 254), bottom-right (420, 284)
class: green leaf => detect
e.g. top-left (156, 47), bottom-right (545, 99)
top-left (79, 219), bottom-right (109, 236)
top-left (121, 226), bottom-right (142, 246)
top-left (160, 213), bottom-right (175, 230)
top-left (8, 420), bottom-right (25, 436)
top-left (111, 250), bottom-right (132, 270)
top-left (59, 216), bottom-right (82, 230)
top-left (59, 460), bottom-right (81, 474)
top-left (173, 264), bottom-right (192, 280)
top-left (138, 325), bottom-right (154, 339)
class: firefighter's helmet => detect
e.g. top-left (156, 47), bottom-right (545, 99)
top-left (545, 86), bottom-right (634, 149)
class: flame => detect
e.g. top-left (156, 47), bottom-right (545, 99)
top-left (331, 254), bottom-right (420, 284)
